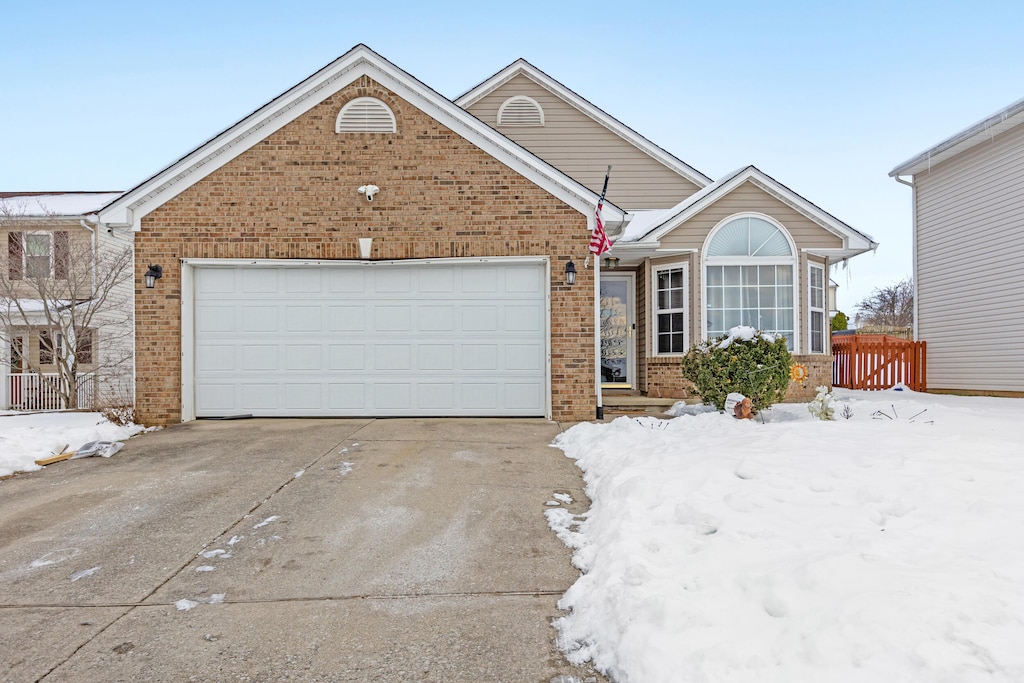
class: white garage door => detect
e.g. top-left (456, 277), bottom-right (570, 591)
top-left (191, 260), bottom-right (548, 417)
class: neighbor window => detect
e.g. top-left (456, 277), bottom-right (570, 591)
top-left (8, 231), bottom-right (70, 280)
top-left (704, 215), bottom-right (796, 349)
top-left (808, 263), bottom-right (826, 354)
top-left (653, 263), bottom-right (688, 354)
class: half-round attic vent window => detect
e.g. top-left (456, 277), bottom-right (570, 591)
top-left (707, 216), bottom-right (793, 257)
top-left (335, 97), bottom-right (397, 133)
top-left (497, 95), bottom-right (544, 127)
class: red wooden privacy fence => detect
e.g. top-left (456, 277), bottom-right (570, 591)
top-left (832, 334), bottom-right (927, 392)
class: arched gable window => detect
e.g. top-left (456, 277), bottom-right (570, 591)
top-left (704, 214), bottom-right (797, 349)
top-left (497, 95), bottom-right (544, 127)
top-left (335, 97), bottom-right (397, 133)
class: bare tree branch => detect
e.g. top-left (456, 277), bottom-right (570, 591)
top-left (855, 278), bottom-right (914, 329)
top-left (1, 200), bottom-right (133, 410)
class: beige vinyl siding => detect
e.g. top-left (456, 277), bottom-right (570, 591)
top-left (655, 182), bottom-right (842, 355)
top-left (465, 75), bottom-right (701, 210)
top-left (914, 121), bottom-right (1024, 392)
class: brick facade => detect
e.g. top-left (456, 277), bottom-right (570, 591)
top-left (134, 76), bottom-right (595, 425)
top-left (643, 354), bottom-right (832, 404)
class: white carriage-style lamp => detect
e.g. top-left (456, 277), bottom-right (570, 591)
top-left (564, 259), bottom-right (577, 286)
top-left (144, 264), bottom-right (163, 289)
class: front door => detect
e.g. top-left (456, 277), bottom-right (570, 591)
top-left (600, 274), bottom-right (635, 388)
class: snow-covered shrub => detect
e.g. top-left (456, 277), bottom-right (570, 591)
top-left (808, 385), bottom-right (836, 421)
top-left (680, 326), bottom-right (792, 413)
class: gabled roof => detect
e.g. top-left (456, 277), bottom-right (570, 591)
top-left (97, 45), bottom-right (624, 230)
top-left (0, 192), bottom-right (122, 218)
top-left (456, 59), bottom-right (712, 189)
top-left (890, 95), bottom-right (1024, 177)
top-left (617, 166), bottom-right (877, 260)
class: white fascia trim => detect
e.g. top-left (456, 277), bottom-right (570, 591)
top-left (456, 60), bottom-right (712, 189)
top-left (643, 167), bottom-right (876, 253)
top-left (100, 48), bottom-right (623, 230)
top-left (180, 256), bottom-right (550, 268)
top-left (889, 98), bottom-right (1024, 177)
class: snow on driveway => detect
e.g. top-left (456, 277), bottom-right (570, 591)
top-left (0, 412), bottom-right (148, 477)
top-left (550, 388), bottom-right (1024, 682)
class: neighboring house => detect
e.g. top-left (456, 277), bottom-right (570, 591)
top-left (88, 45), bottom-right (874, 425)
top-left (1, 192), bottom-right (131, 410)
top-left (890, 97), bottom-right (1024, 394)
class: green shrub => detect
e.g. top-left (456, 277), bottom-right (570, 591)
top-left (831, 311), bottom-right (849, 331)
top-left (680, 327), bottom-right (793, 413)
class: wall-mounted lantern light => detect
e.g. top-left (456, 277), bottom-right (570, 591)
top-left (565, 259), bottom-right (576, 286)
top-left (144, 264), bottom-right (163, 289)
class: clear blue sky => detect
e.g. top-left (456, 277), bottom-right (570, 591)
top-left (4, 0), bottom-right (1022, 313)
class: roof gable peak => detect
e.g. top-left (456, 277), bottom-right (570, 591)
top-left (456, 59), bottom-right (711, 189)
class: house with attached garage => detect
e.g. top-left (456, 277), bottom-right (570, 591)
top-left (890, 96), bottom-right (1024, 395)
top-left (90, 44), bottom-right (875, 425)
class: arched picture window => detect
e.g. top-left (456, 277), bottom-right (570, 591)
top-left (335, 97), bottom-right (397, 133)
top-left (704, 215), bottom-right (796, 349)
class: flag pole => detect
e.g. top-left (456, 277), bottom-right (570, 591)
top-left (594, 165), bottom-right (612, 420)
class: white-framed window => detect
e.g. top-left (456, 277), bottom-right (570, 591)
top-left (703, 214), bottom-right (797, 350)
top-left (497, 95), bottom-right (544, 126)
top-left (8, 230), bottom-right (69, 280)
top-left (808, 262), bottom-right (826, 354)
top-left (335, 97), bottom-right (397, 133)
top-left (24, 232), bottom-right (53, 279)
top-left (652, 262), bottom-right (689, 354)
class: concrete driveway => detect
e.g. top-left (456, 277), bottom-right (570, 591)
top-left (0, 418), bottom-right (605, 682)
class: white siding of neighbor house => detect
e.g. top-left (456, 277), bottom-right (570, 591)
top-left (914, 121), bottom-right (1024, 392)
top-left (464, 75), bottom-right (702, 210)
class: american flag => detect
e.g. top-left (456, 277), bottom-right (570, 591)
top-left (589, 199), bottom-right (611, 255)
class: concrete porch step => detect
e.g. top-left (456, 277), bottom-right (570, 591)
top-left (601, 392), bottom-right (701, 418)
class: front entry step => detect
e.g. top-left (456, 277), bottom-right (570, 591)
top-left (601, 392), bottom-right (700, 418)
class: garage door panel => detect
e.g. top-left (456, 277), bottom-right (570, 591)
top-left (197, 345), bottom-right (235, 371)
top-left (242, 345), bottom-right (279, 371)
top-left (329, 383), bottom-right (365, 409)
top-left (196, 306), bottom-right (235, 333)
top-left (462, 306), bottom-right (498, 331)
top-left (419, 268), bottom-right (455, 292)
top-left (328, 305), bottom-right (365, 331)
top-left (242, 384), bottom-right (279, 410)
top-left (242, 306), bottom-right (278, 332)
top-left (419, 305), bottom-right (455, 331)
top-left (375, 306), bottom-right (412, 332)
top-left (284, 345), bottom-right (323, 371)
top-left (242, 269), bottom-right (278, 293)
top-left (194, 262), bottom-right (547, 417)
top-left (419, 344), bottom-right (455, 370)
top-left (506, 304), bottom-right (544, 332)
top-left (286, 269), bottom-right (322, 293)
top-left (286, 307), bottom-right (323, 332)
top-left (329, 344), bottom-right (367, 370)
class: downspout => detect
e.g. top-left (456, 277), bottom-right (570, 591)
top-left (893, 175), bottom-right (918, 340)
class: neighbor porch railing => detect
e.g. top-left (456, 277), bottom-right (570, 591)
top-left (7, 372), bottom-right (97, 411)
top-left (832, 334), bottom-right (927, 392)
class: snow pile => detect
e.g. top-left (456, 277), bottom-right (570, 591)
top-left (0, 412), bottom-right (147, 477)
top-left (715, 325), bottom-right (776, 348)
top-left (551, 389), bottom-right (1024, 682)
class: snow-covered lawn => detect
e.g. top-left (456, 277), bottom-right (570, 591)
top-left (0, 412), bottom-right (148, 477)
top-left (549, 388), bottom-right (1024, 682)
